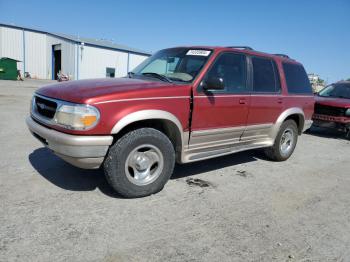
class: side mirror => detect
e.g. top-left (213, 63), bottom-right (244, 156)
top-left (202, 77), bottom-right (224, 91)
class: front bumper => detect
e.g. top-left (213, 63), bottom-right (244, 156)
top-left (26, 117), bottom-right (113, 169)
top-left (312, 114), bottom-right (350, 131)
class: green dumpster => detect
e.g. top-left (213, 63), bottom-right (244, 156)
top-left (0, 57), bottom-right (20, 80)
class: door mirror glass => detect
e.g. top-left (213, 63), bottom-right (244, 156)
top-left (202, 77), bottom-right (224, 90)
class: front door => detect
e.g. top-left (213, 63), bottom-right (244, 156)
top-left (189, 52), bottom-right (251, 157)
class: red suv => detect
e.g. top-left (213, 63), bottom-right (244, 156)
top-left (312, 81), bottom-right (350, 137)
top-left (27, 46), bottom-right (314, 197)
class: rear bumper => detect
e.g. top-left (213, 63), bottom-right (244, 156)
top-left (26, 117), bottom-right (113, 169)
top-left (303, 119), bottom-right (313, 132)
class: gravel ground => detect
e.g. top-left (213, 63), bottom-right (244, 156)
top-left (1, 79), bottom-right (350, 262)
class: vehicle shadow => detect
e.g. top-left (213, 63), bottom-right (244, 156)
top-left (29, 147), bottom-right (260, 198)
top-left (305, 126), bottom-right (349, 140)
top-left (28, 147), bottom-right (120, 197)
top-left (172, 150), bottom-right (260, 179)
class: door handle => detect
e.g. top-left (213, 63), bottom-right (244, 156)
top-left (239, 98), bottom-right (246, 105)
top-left (277, 98), bottom-right (283, 104)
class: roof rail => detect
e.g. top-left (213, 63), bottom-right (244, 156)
top-left (227, 46), bottom-right (254, 50)
top-left (273, 53), bottom-right (290, 59)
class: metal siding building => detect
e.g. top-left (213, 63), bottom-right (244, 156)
top-left (0, 23), bottom-right (150, 80)
top-left (0, 26), bottom-right (24, 71)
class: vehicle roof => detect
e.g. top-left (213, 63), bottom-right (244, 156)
top-left (170, 46), bottom-right (300, 64)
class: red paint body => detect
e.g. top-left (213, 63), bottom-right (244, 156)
top-left (314, 96), bottom-right (350, 109)
top-left (36, 46), bottom-right (314, 136)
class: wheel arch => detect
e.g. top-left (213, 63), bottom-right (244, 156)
top-left (271, 108), bottom-right (305, 138)
top-left (110, 110), bottom-right (184, 158)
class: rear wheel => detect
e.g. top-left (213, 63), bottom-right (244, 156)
top-left (104, 128), bottom-right (175, 198)
top-left (264, 120), bottom-right (298, 161)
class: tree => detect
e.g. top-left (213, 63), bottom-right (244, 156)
top-left (316, 78), bottom-right (325, 85)
top-left (347, 78), bottom-right (350, 81)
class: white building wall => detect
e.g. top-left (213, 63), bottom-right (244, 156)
top-left (79, 45), bottom-right (129, 79)
top-left (46, 35), bottom-right (76, 80)
top-left (0, 26), bottom-right (24, 72)
top-left (24, 31), bottom-right (46, 79)
top-left (128, 53), bottom-right (148, 71)
top-left (0, 25), bottom-right (149, 80)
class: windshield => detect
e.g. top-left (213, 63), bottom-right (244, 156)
top-left (131, 48), bottom-right (212, 83)
top-left (318, 83), bottom-right (350, 99)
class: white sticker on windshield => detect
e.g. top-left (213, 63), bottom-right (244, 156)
top-left (186, 50), bottom-right (211, 56)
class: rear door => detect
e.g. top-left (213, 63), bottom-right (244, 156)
top-left (190, 52), bottom-right (251, 151)
top-left (241, 56), bottom-right (283, 141)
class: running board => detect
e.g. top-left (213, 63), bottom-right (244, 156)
top-left (181, 141), bottom-right (273, 163)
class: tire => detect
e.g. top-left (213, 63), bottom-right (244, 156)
top-left (264, 120), bottom-right (298, 161)
top-left (104, 128), bottom-right (175, 198)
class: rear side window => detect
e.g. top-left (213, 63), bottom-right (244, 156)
top-left (252, 57), bottom-right (280, 93)
top-left (283, 63), bottom-right (312, 94)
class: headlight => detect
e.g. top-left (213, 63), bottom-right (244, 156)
top-left (54, 104), bottom-right (100, 130)
top-left (346, 109), bottom-right (350, 117)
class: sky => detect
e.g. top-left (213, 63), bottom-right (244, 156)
top-left (1, 0), bottom-right (349, 83)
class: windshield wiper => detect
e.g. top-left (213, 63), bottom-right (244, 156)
top-left (141, 72), bottom-right (172, 83)
top-left (167, 77), bottom-right (189, 82)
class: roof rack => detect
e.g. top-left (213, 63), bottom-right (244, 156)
top-left (227, 46), bottom-right (254, 50)
top-left (273, 53), bottom-right (290, 59)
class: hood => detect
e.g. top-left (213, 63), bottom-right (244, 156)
top-left (36, 78), bottom-right (191, 104)
top-left (315, 95), bottom-right (350, 109)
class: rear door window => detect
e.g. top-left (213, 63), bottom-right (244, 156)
top-left (252, 57), bottom-right (280, 93)
top-left (283, 63), bottom-right (312, 94)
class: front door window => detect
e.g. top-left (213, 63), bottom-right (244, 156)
top-left (203, 52), bottom-right (248, 93)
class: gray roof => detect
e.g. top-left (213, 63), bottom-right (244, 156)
top-left (0, 23), bottom-right (151, 56)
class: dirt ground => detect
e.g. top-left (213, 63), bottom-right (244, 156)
top-left (1, 79), bottom-right (350, 262)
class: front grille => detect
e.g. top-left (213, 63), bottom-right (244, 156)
top-left (34, 96), bottom-right (57, 119)
top-left (314, 103), bottom-right (346, 117)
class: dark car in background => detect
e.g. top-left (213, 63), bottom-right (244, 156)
top-left (313, 81), bottom-right (350, 137)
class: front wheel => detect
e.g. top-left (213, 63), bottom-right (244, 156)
top-left (264, 120), bottom-right (298, 161)
top-left (104, 128), bottom-right (175, 198)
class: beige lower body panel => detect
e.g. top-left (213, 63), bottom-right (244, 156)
top-left (240, 123), bottom-right (273, 141)
top-left (181, 124), bottom-right (274, 163)
top-left (55, 153), bottom-right (105, 169)
top-left (26, 117), bottom-right (113, 169)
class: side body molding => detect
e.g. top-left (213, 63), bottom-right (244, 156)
top-left (110, 109), bottom-right (184, 143)
top-left (270, 107), bottom-right (305, 139)
top-left (109, 108), bottom-right (305, 165)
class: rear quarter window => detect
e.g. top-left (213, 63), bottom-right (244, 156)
top-left (283, 63), bottom-right (312, 94)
